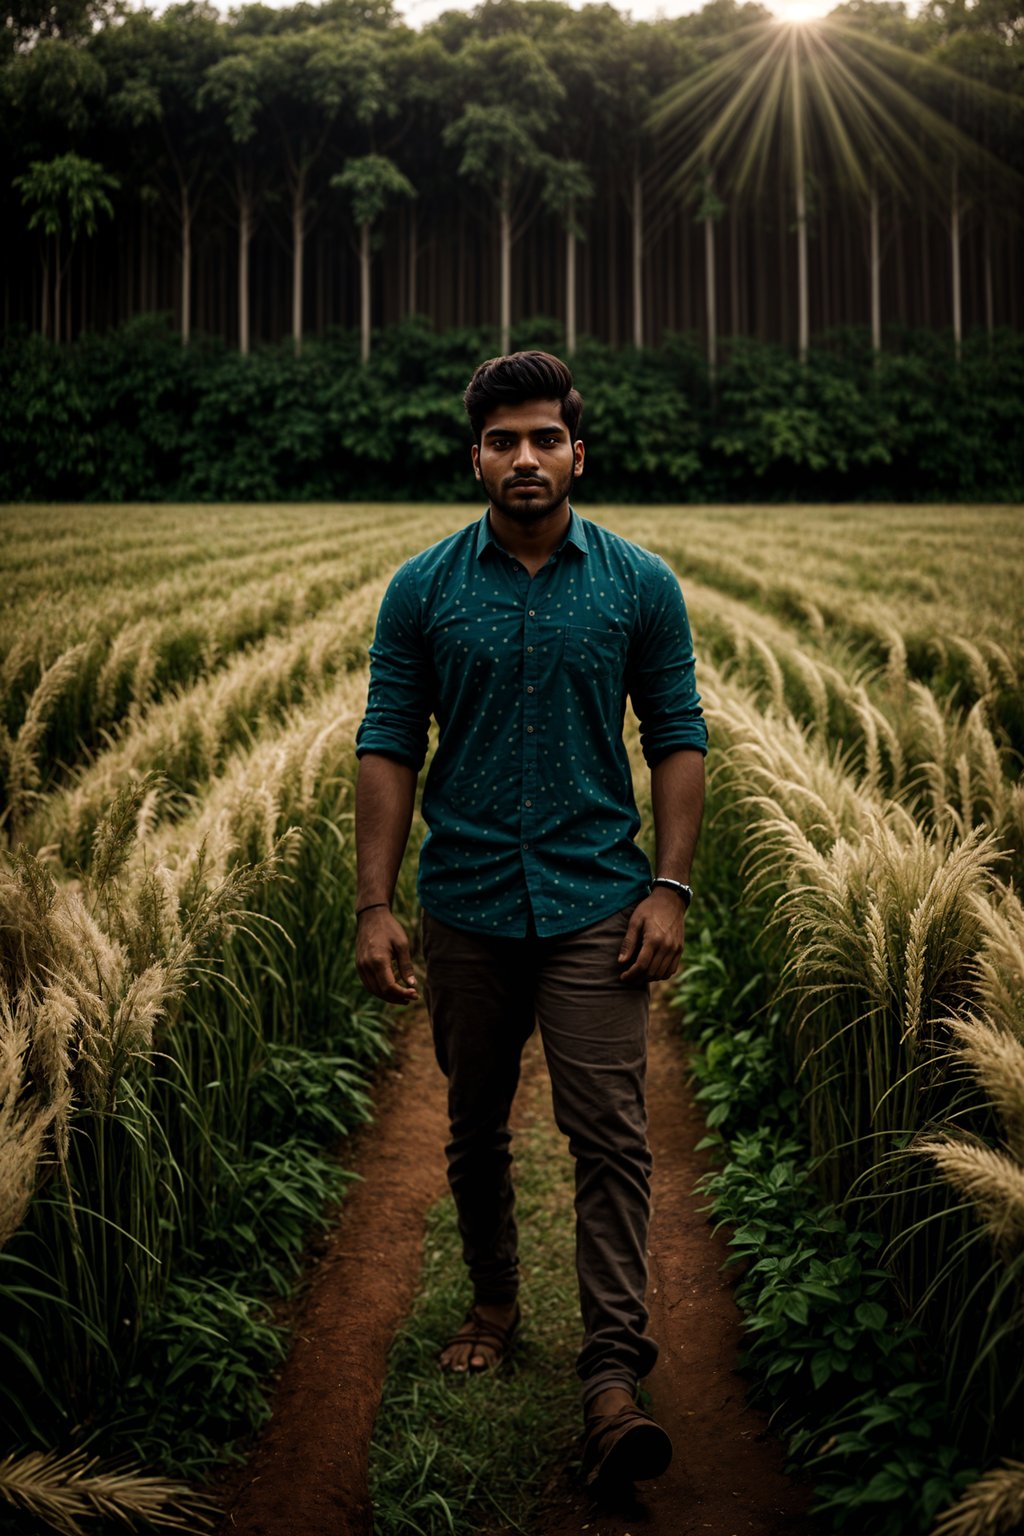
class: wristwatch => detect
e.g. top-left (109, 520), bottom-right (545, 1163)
top-left (650, 877), bottom-right (693, 909)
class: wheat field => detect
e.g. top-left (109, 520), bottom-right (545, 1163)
top-left (1, 502), bottom-right (1022, 1536)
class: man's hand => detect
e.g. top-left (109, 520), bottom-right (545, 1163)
top-left (617, 888), bottom-right (687, 984)
top-left (356, 908), bottom-right (418, 1004)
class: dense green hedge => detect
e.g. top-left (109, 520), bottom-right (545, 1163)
top-left (2, 317), bottom-right (1022, 503)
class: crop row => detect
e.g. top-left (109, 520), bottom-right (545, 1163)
top-left (1, 506), bottom-right (1021, 1533)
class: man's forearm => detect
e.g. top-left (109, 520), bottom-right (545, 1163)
top-left (650, 748), bottom-right (705, 882)
top-left (355, 752), bottom-right (418, 909)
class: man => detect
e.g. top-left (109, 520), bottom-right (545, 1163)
top-left (354, 350), bottom-right (707, 1493)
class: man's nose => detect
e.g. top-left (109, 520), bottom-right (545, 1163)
top-left (513, 441), bottom-right (541, 471)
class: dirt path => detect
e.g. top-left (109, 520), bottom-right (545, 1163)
top-left (218, 996), bottom-right (813, 1536)
top-left (529, 998), bottom-right (814, 1536)
top-left (220, 1011), bottom-right (450, 1536)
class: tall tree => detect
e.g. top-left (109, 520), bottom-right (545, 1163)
top-left (541, 159), bottom-right (592, 355)
top-left (250, 26), bottom-right (393, 355)
top-left (534, 3), bottom-right (622, 354)
top-left (602, 21), bottom-right (694, 350)
top-left (331, 153), bottom-right (414, 362)
top-left (652, 10), bottom-right (1021, 361)
top-left (3, 35), bottom-right (109, 338)
top-left (198, 36), bottom-right (266, 354)
top-left (14, 152), bottom-right (117, 340)
top-left (922, 0), bottom-right (1024, 351)
top-left (98, 3), bottom-right (225, 345)
top-left (443, 30), bottom-right (563, 353)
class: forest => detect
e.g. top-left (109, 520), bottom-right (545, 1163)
top-left (3, 0), bottom-right (1023, 359)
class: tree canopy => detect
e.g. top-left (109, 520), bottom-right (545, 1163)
top-left (1, 0), bottom-right (1021, 352)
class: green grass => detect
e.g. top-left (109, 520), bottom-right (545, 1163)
top-left (368, 1088), bottom-right (585, 1536)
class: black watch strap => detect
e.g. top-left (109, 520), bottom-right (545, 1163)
top-left (650, 877), bottom-right (693, 909)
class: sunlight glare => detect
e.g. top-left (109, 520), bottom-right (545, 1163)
top-left (769, 0), bottom-right (832, 20)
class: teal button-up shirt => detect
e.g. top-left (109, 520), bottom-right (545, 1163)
top-left (355, 508), bottom-right (708, 937)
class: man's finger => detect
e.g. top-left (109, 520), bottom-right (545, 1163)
top-left (649, 949), bottom-right (682, 982)
top-left (371, 959), bottom-right (417, 1004)
top-left (617, 914), bottom-right (642, 964)
top-left (620, 937), bottom-right (656, 983)
top-left (393, 936), bottom-right (418, 991)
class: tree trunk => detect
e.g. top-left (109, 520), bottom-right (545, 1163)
top-left (41, 240), bottom-right (50, 340)
top-left (292, 172), bottom-right (305, 357)
top-left (950, 157), bottom-right (961, 364)
top-left (456, 206), bottom-right (465, 328)
top-left (181, 180), bottom-right (192, 345)
top-left (704, 205), bottom-right (717, 384)
top-left (983, 210), bottom-right (993, 353)
top-left (499, 175), bottom-right (511, 354)
top-left (238, 174), bottom-right (252, 356)
top-left (729, 206), bottom-right (739, 337)
top-left (360, 218), bottom-right (371, 364)
top-left (632, 157), bottom-right (643, 349)
top-left (408, 203), bottom-right (418, 319)
top-left (795, 172), bottom-right (809, 362)
top-left (54, 233), bottom-right (62, 345)
top-left (566, 198), bottom-right (577, 355)
top-left (870, 174), bottom-right (881, 362)
top-left (919, 187), bottom-right (930, 329)
top-left (607, 206), bottom-right (617, 348)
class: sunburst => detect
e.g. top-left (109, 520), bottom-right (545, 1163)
top-left (649, 12), bottom-right (1022, 360)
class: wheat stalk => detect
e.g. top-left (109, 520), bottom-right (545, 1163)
top-left (930, 1459), bottom-right (1024, 1536)
top-left (0, 1446), bottom-right (217, 1536)
top-left (918, 1135), bottom-right (1024, 1258)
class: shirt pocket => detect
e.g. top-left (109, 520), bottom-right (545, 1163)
top-left (559, 624), bottom-right (629, 716)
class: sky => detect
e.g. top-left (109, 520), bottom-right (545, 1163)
top-left (169, 0), bottom-right (855, 29)
top-left (397, 0), bottom-right (843, 22)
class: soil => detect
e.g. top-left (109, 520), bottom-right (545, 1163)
top-left (218, 1011), bottom-right (450, 1536)
top-left (218, 995), bottom-right (814, 1536)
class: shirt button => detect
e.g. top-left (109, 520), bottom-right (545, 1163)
top-left (525, 799), bottom-right (532, 808)
top-left (527, 645), bottom-right (534, 653)
top-left (526, 685), bottom-right (534, 694)
top-left (528, 609), bottom-right (536, 617)
top-left (526, 725), bottom-right (534, 733)
top-left (522, 841), bottom-right (529, 850)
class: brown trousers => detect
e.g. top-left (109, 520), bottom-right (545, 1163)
top-left (420, 903), bottom-right (658, 1405)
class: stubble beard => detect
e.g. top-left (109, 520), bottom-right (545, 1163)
top-left (481, 462), bottom-right (576, 525)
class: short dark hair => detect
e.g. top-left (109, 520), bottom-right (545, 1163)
top-left (463, 351), bottom-right (583, 447)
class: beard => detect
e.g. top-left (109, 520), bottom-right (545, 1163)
top-left (480, 461), bottom-right (576, 524)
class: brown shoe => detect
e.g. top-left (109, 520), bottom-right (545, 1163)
top-left (582, 1402), bottom-right (673, 1491)
top-left (438, 1303), bottom-right (521, 1374)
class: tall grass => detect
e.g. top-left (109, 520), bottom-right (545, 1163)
top-left (1, 507), bottom-right (464, 821)
top-left (23, 581), bottom-right (388, 862)
top-left (696, 661), bottom-right (1024, 1470)
top-left (0, 672), bottom-right (421, 1527)
top-left (2, 504), bottom-right (1021, 1533)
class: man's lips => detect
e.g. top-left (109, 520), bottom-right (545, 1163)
top-left (508, 479), bottom-right (546, 490)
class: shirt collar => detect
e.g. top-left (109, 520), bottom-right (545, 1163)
top-left (475, 505), bottom-right (589, 561)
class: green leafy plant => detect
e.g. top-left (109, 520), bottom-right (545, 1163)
top-left (2, 321), bottom-right (1020, 504)
top-left (675, 907), bottom-right (979, 1534)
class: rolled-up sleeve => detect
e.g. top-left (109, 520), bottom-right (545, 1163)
top-left (355, 561), bottom-right (432, 771)
top-left (629, 556), bottom-right (709, 767)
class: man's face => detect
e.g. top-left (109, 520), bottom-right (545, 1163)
top-left (471, 399), bottom-right (584, 524)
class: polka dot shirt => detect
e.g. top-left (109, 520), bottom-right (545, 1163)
top-left (355, 507), bottom-right (708, 939)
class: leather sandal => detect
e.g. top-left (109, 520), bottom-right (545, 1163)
top-left (581, 1401), bottom-right (673, 1491)
top-left (438, 1303), bottom-right (521, 1374)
